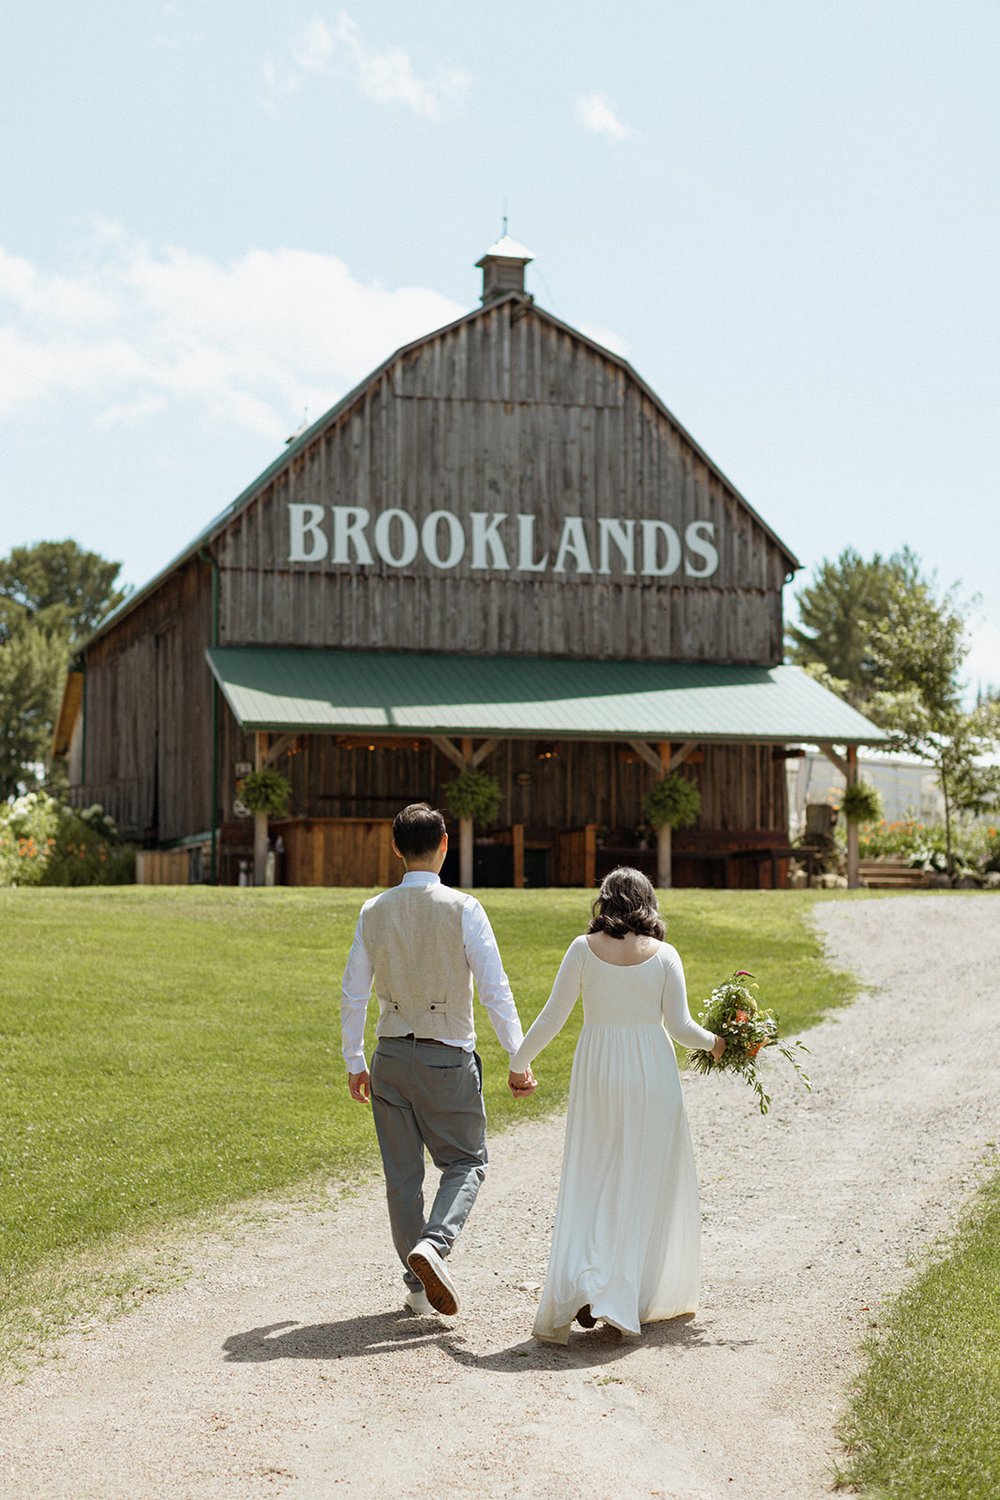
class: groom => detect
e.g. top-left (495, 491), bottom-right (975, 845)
top-left (341, 802), bottom-right (537, 1317)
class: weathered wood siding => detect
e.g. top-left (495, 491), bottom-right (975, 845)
top-left (218, 725), bottom-right (786, 843)
top-left (213, 300), bottom-right (787, 664)
top-left (271, 817), bottom-right (405, 887)
top-left (77, 560), bottom-right (214, 842)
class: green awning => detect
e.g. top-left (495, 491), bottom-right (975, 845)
top-left (206, 647), bottom-right (887, 745)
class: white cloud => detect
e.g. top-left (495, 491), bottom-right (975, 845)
top-left (291, 17), bottom-right (336, 74)
top-left (0, 227), bottom-right (465, 440)
top-left (265, 12), bottom-right (471, 120)
top-left (575, 92), bottom-right (637, 144)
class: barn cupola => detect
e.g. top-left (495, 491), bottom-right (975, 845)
top-left (476, 233), bottom-right (534, 303)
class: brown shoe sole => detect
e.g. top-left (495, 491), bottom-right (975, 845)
top-left (407, 1250), bottom-right (458, 1316)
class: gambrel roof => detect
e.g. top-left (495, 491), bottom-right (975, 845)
top-left (83, 291), bottom-right (800, 649)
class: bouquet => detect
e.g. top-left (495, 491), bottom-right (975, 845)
top-left (687, 971), bottom-right (811, 1115)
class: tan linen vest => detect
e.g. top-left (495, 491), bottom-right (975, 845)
top-left (362, 882), bottom-right (475, 1041)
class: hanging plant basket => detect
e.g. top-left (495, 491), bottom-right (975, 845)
top-left (643, 773), bottom-right (702, 831)
top-left (240, 768), bottom-right (292, 817)
top-left (444, 768), bottom-right (503, 826)
top-left (841, 779), bottom-right (882, 825)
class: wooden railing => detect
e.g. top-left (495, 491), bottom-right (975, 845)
top-left (270, 816), bottom-right (403, 888)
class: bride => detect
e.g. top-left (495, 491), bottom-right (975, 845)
top-left (509, 867), bottom-right (725, 1343)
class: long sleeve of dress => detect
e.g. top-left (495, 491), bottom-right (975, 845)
top-left (659, 944), bottom-right (717, 1051)
top-left (509, 937), bottom-right (586, 1073)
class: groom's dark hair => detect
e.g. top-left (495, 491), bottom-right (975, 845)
top-left (393, 802), bottom-right (447, 858)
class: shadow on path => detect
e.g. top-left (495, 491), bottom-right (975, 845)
top-left (222, 1311), bottom-right (757, 1374)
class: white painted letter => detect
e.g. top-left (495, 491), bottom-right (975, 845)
top-left (288, 503), bottom-right (328, 563)
top-left (553, 517), bottom-right (594, 574)
top-left (597, 518), bottom-right (636, 575)
top-left (470, 512), bottom-right (511, 570)
top-left (373, 508), bottom-right (419, 567)
top-left (641, 519), bottom-right (682, 576)
top-left (421, 509), bottom-right (466, 570)
top-left (330, 505), bottom-right (373, 565)
top-left (516, 515), bottom-right (548, 572)
top-left (684, 520), bottom-right (719, 578)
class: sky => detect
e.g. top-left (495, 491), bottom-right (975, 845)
top-left (2, 0), bottom-right (998, 693)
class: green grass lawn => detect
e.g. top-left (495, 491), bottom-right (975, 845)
top-left (836, 1164), bottom-right (1000, 1500)
top-left (1, 885), bottom-right (857, 1365)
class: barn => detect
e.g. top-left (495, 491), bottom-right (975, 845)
top-left (53, 237), bottom-right (885, 889)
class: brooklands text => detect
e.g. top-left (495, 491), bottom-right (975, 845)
top-left (287, 505), bottom-right (720, 578)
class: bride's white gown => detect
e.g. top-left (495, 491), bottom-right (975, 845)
top-left (510, 935), bottom-right (716, 1344)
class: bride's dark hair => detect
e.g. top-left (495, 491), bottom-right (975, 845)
top-left (587, 866), bottom-right (665, 940)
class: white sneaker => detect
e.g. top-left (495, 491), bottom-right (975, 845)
top-left (404, 1287), bottom-right (435, 1316)
top-left (406, 1239), bottom-right (460, 1316)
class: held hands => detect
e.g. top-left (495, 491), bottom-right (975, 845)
top-left (348, 1069), bottom-right (371, 1104)
top-left (711, 1035), bottom-right (726, 1062)
top-left (350, 1066), bottom-right (537, 1101)
top-left (508, 1065), bottom-right (538, 1099)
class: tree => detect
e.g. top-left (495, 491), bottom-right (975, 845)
top-left (790, 546), bottom-right (1000, 881)
top-left (0, 620), bottom-right (69, 799)
top-left (0, 540), bottom-right (127, 644)
top-left (866, 575), bottom-right (1000, 880)
top-left (786, 547), bottom-right (923, 707)
top-left (0, 541), bottom-right (128, 798)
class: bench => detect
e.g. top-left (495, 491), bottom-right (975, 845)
top-left (858, 858), bottom-right (931, 889)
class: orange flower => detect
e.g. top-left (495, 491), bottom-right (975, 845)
top-left (735, 1009), bottom-right (749, 1024)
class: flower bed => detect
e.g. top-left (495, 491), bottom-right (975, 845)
top-left (0, 793), bottom-right (135, 886)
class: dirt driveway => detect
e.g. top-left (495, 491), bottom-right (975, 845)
top-left (2, 896), bottom-right (998, 1500)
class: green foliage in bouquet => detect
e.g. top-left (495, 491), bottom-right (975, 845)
top-left (444, 768), bottom-right (502, 825)
top-left (643, 772), bottom-right (701, 831)
top-left (687, 971), bottom-right (812, 1114)
top-left (0, 792), bottom-right (135, 886)
top-left (841, 779), bottom-right (883, 825)
top-left (240, 768), bottom-right (292, 817)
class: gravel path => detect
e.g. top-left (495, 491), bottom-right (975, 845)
top-left (3, 896), bottom-right (998, 1500)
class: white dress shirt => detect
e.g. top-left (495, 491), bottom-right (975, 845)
top-left (341, 870), bottom-right (524, 1073)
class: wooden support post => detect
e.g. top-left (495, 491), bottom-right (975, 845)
top-left (253, 731), bottom-right (269, 887)
top-left (584, 823), bottom-right (597, 889)
top-left (460, 736), bottom-right (474, 888)
top-left (377, 822), bottom-right (392, 889)
top-left (512, 823), bottom-right (525, 889)
top-left (657, 742), bottom-right (672, 889)
top-left (846, 745), bottom-right (860, 890)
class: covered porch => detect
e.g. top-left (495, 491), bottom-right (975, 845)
top-left (206, 648), bottom-right (886, 890)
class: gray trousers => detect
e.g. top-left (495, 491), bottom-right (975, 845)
top-left (369, 1037), bottom-right (488, 1289)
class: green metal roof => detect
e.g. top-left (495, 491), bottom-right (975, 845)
top-left (205, 648), bottom-right (887, 745)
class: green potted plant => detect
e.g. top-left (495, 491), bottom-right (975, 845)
top-left (240, 768), bottom-right (292, 818)
top-left (444, 768), bottom-right (503, 826)
top-left (840, 779), bottom-right (882, 826)
top-left (643, 773), bottom-right (701, 831)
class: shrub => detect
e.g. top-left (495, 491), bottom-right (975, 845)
top-left (0, 793), bottom-right (135, 886)
top-left (846, 817), bottom-right (999, 879)
top-left (643, 773), bottom-right (701, 831)
top-left (444, 768), bottom-right (503, 825)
